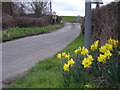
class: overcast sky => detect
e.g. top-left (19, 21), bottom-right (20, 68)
top-left (52, 0), bottom-right (115, 16)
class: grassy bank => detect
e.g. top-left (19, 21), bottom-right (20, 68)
top-left (9, 33), bottom-right (84, 88)
top-left (61, 16), bottom-right (77, 22)
top-left (1, 24), bottom-right (63, 42)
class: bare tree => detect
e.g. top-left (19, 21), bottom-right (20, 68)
top-left (13, 0), bottom-right (50, 17)
top-left (14, 2), bottom-right (27, 15)
top-left (28, 0), bottom-right (49, 17)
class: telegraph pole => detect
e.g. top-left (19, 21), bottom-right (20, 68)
top-left (50, 0), bottom-right (52, 14)
top-left (84, 0), bottom-right (103, 49)
top-left (84, 0), bottom-right (92, 49)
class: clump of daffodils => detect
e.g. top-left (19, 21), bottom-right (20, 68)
top-left (57, 38), bottom-right (119, 70)
top-left (57, 38), bottom-right (119, 88)
top-left (57, 52), bottom-right (75, 71)
top-left (108, 38), bottom-right (119, 47)
top-left (63, 58), bottom-right (75, 71)
top-left (56, 38), bottom-right (120, 88)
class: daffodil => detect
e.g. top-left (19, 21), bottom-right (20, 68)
top-left (68, 58), bottom-right (75, 65)
top-left (90, 40), bottom-right (99, 51)
top-left (74, 48), bottom-right (81, 54)
top-left (104, 44), bottom-right (113, 51)
top-left (98, 54), bottom-right (107, 63)
top-left (82, 58), bottom-right (92, 68)
top-left (104, 50), bottom-right (112, 59)
top-left (57, 53), bottom-right (62, 59)
top-left (108, 38), bottom-right (119, 47)
top-left (113, 40), bottom-right (118, 47)
top-left (65, 53), bottom-right (70, 59)
top-left (74, 49), bottom-right (79, 54)
top-left (87, 55), bottom-right (94, 61)
top-left (84, 84), bottom-right (92, 88)
top-left (63, 63), bottom-right (69, 71)
top-left (99, 46), bottom-right (107, 53)
top-left (81, 47), bottom-right (89, 55)
top-left (62, 52), bottom-right (66, 57)
top-left (118, 51), bottom-right (120, 55)
top-left (108, 38), bottom-right (113, 44)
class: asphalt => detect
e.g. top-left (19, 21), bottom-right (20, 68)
top-left (2, 23), bottom-right (81, 83)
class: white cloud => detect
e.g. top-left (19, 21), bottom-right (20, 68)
top-left (52, 0), bottom-right (85, 16)
top-left (52, 0), bottom-right (115, 16)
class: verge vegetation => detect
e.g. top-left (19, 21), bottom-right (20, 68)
top-left (1, 24), bottom-right (63, 42)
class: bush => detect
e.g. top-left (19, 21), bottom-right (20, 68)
top-left (91, 2), bottom-right (119, 45)
top-left (48, 15), bottom-right (62, 24)
top-left (56, 16), bottom-right (62, 24)
top-left (15, 16), bottom-right (50, 28)
top-left (2, 13), bottom-right (51, 30)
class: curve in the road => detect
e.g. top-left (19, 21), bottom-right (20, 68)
top-left (2, 23), bottom-right (81, 82)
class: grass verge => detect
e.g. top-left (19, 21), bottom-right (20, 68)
top-left (1, 24), bottom-right (64, 42)
top-left (9, 33), bottom-right (85, 88)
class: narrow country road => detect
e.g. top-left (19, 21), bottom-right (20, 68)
top-left (2, 23), bottom-right (81, 82)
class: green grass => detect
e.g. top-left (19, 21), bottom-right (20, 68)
top-left (9, 33), bottom-right (85, 88)
top-left (61, 16), bottom-right (78, 22)
top-left (1, 24), bottom-right (63, 42)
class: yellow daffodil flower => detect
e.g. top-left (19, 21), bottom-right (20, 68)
top-left (63, 63), bottom-right (69, 71)
top-left (84, 84), bottom-right (92, 88)
top-left (82, 58), bottom-right (92, 68)
top-left (104, 44), bottom-right (113, 51)
top-left (98, 54), bottom-right (107, 63)
top-left (108, 38), bottom-right (119, 47)
top-left (74, 48), bottom-right (81, 54)
top-left (118, 51), bottom-right (120, 55)
top-left (108, 38), bottom-right (113, 44)
top-left (113, 40), bottom-right (118, 47)
top-left (90, 40), bottom-right (99, 51)
top-left (68, 58), bottom-right (75, 65)
top-left (87, 55), bottom-right (94, 61)
top-left (81, 47), bottom-right (89, 55)
top-left (74, 49), bottom-right (79, 54)
top-left (65, 54), bottom-right (70, 59)
top-left (62, 52), bottom-right (66, 57)
top-left (99, 46), bottom-right (107, 53)
top-left (104, 50), bottom-right (112, 59)
top-left (57, 53), bottom-right (62, 59)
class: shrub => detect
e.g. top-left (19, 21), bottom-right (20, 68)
top-left (2, 13), bottom-right (15, 30)
top-left (2, 14), bottom-right (51, 30)
top-left (48, 15), bottom-right (62, 24)
top-left (15, 16), bottom-right (50, 28)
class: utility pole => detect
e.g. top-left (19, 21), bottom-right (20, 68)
top-left (84, 0), bottom-right (92, 50)
top-left (84, 0), bottom-right (103, 49)
top-left (50, 0), bottom-right (52, 14)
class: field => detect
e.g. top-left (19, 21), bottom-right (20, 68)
top-left (61, 16), bottom-right (78, 22)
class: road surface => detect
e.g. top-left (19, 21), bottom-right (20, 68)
top-left (2, 23), bottom-right (81, 82)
